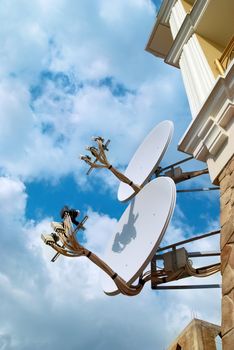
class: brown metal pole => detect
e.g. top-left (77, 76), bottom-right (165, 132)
top-left (218, 155), bottom-right (234, 349)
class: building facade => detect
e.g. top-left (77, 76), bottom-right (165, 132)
top-left (146, 0), bottom-right (234, 348)
top-left (167, 318), bottom-right (221, 350)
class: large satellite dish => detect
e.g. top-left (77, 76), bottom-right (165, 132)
top-left (117, 120), bottom-right (174, 202)
top-left (101, 176), bottom-right (176, 295)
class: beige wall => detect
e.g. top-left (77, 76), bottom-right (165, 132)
top-left (196, 34), bottom-right (223, 78)
top-left (167, 319), bottom-right (220, 350)
top-left (219, 156), bottom-right (234, 349)
top-left (181, 0), bottom-right (195, 14)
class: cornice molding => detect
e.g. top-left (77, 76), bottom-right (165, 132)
top-left (178, 62), bottom-right (234, 182)
top-left (157, 0), bottom-right (177, 25)
top-left (145, 0), bottom-right (176, 56)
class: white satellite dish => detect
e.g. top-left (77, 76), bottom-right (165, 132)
top-left (117, 120), bottom-right (174, 202)
top-left (101, 176), bottom-right (176, 295)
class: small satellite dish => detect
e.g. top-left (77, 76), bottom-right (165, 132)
top-left (118, 120), bottom-right (174, 202)
top-left (101, 176), bottom-right (176, 295)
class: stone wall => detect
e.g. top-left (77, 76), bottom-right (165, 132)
top-left (219, 155), bottom-right (234, 349)
top-left (167, 318), bottom-right (220, 350)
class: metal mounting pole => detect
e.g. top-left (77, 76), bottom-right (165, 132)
top-left (188, 251), bottom-right (220, 258)
top-left (177, 187), bottom-right (220, 193)
top-left (152, 284), bottom-right (221, 290)
top-left (155, 251), bottom-right (220, 259)
top-left (156, 156), bottom-right (194, 174)
top-left (157, 229), bottom-right (220, 252)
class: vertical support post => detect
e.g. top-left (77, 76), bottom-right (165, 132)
top-left (219, 156), bottom-right (234, 349)
top-left (151, 255), bottom-right (157, 290)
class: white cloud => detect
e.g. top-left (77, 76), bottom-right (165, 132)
top-left (0, 177), bottom-right (26, 219)
top-left (99, 0), bottom-right (154, 24)
top-left (0, 0), bottom-right (191, 191)
top-left (0, 70), bottom-right (187, 187)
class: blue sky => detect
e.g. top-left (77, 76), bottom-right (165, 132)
top-left (0, 1), bottom-right (221, 349)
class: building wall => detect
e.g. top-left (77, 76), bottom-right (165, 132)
top-left (146, 2), bottom-right (234, 348)
top-left (219, 155), bottom-right (234, 347)
top-left (167, 318), bottom-right (220, 350)
top-left (196, 34), bottom-right (223, 78)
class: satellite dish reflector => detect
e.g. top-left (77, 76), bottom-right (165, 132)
top-left (101, 177), bottom-right (176, 295)
top-left (117, 120), bottom-right (174, 202)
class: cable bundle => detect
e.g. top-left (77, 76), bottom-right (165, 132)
top-left (81, 138), bottom-right (141, 193)
top-left (42, 214), bottom-right (221, 296)
top-left (43, 214), bottom-right (144, 296)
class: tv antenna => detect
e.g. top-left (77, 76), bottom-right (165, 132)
top-left (41, 179), bottom-right (220, 296)
top-left (81, 121), bottom-right (173, 201)
top-left (81, 121), bottom-right (219, 201)
top-left (42, 120), bottom-right (220, 296)
top-left (42, 209), bottom-right (145, 296)
top-left (80, 136), bottom-right (142, 195)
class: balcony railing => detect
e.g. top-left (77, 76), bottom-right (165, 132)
top-left (215, 36), bottom-right (234, 75)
